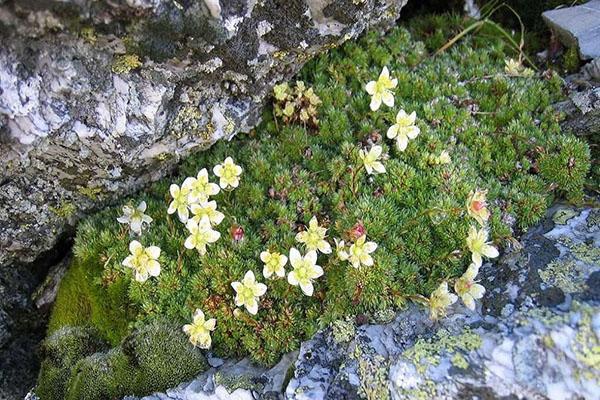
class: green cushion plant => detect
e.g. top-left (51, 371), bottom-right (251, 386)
top-left (38, 14), bottom-right (591, 399)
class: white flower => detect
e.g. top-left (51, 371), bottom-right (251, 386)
top-left (365, 66), bottom-right (397, 111)
top-left (295, 216), bottom-right (332, 254)
top-left (437, 150), bottom-right (451, 165)
top-left (334, 238), bottom-right (349, 261)
top-left (429, 281), bottom-right (458, 320)
top-left (454, 263), bottom-right (485, 310)
top-left (466, 226), bottom-right (499, 267)
top-left (117, 201), bottom-right (153, 235)
top-left (359, 145), bottom-right (386, 175)
top-left (184, 216), bottom-right (221, 255)
top-left (260, 250), bottom-right (288, 279)
top-left (190, 201), bottom-right (225, 226)
top-left (287, 248), bottom-right (323, 296)
top-left (186, 168), bottom-right (220, 203)
top-left (231, 270), bottom-right (267, 315)
top-left (466, 189), bottom-right (490, 227)
top-left (213, 157), bottom-right (242, 189)
top-left (348, 235), bottom-right (378, 268)
top-left (504, 58), bottom-right (534, 78)
top-left (168, 183), bottom-right (191, 222)
top-left (122, 240), bottom-right (161, 282)
top-left (183, 309), bottom-right (216, 349)
top-left (386, 109), bottom-right (420, 152)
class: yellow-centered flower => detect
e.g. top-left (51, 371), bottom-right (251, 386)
top-left (365, 66), bottom-right (397, 111)
top-left (295, 216), bottom-right (332, 254)
top-left (454, 263), bottom-right (485, 310)
top-left (359, 145), bottom-right (386, 175)
top-left (183, 309), bottom-right (216, 349)
top-left (185, 168), bottom-right (220, 203)
top-left (348, 235), bottom-right (378, 268)
top-left (184, 216), bottom-right (221, 255)
top-left (122, 240), bottom-right (161, 283)
top-left (466, 189), bottom-right (490, 227)
top-left (167, 183), bottom-right (191, 222)
top-left (287, 248), bottom-right (323, 296)
top-left (231, 270), bottom-right (267, 315)
top-left (213, 157), bottom-right (242, 189)
top-left (260, 250), bottom-right (288, 279)
top-left (466, 226), bottom-right (499, 267)
top-left (429, 281), bottom-right (458, 320)
top-left (386, 109), bottom-right (420, 152)
top-left (117, 201), bottom-right (153, 235)
top-left (190, 200), bottom-right (225, 226)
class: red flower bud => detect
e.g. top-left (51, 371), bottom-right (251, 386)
top-left (349, 222), bottom-right (366, 240)
top-left (230, 224), bottom-right (244, 242)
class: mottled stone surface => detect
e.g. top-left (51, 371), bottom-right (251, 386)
top-left (542, 0), bottom-right (600, 60)
top-left (0, 0), bottom-right (408, 269)
top-left (108, 207), bottom-right (599, 400)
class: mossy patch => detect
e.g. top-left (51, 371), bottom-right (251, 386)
top-left (41, 13), bottom-right (591, 399)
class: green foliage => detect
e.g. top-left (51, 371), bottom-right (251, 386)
top-left (38, 321), bottom-right (207, 400)
top-left (42, 14), bottom-right (591, 397)
top-left (539, 135), bottom-right (591, 202)
top-left (36, 327), bottom-right (108, 400)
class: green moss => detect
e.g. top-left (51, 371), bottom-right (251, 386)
top-left (47, 257), bottom-right (133, 345)
top-left (39, 321), bottom-right (207, 400)
top-left (42, 13), bottom-right (592, 397)
top-left (36, 327), bottom-right (108, 400)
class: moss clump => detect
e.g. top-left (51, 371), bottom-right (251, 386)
top-left (38, 321), bottom-right (207, 400)
top-left (36, 327), bottom-right (108, 400)
top-left (43, 13), bottom-right (591, 397)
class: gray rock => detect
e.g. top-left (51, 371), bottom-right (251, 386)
top-left (555, 86), bottom-right (600, 143)
top-left (542, 0), bottom-right (600, 60)
top-left (96, 206), bottom-right (599, 400)
top-left (0, 0), bottom-right (408, 269)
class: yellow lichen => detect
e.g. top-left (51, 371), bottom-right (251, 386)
top-left (112, 54), bottom-right (142, 74)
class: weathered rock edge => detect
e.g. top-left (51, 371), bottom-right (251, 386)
top-left (0, 0), bottom-right (408, 268)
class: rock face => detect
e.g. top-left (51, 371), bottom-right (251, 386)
top-left (0, 0), bottom-right (408, 269)
top-left (542, 0), bottom-right (600, 60)
top-left (109, 206), bottom-right (599, 400)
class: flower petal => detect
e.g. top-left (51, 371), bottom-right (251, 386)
top-left (129, 240), bottom-right (142, 254)
top-left (287, 271), bottom-right (299, 286)
top-left (146, 246), bottom-right (161, 259)
top-left (305, 250), bottom-right (318, 265)
top-left (289, 248), bottom-right (301, 267)
top-left (300, 281), bottom-right (314, 296)
top-left (147, 260), bottom-right (161, 277)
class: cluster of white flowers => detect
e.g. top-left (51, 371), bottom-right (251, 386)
top-left (365, 67), bottom-right (497, 320)
top-left (428, 189), bottom-right (498, 319)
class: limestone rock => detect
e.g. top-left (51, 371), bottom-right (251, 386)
top-left (0, 0), bottom-right (409, 268)
top-left (542, 0), bottom-right (600, 60)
